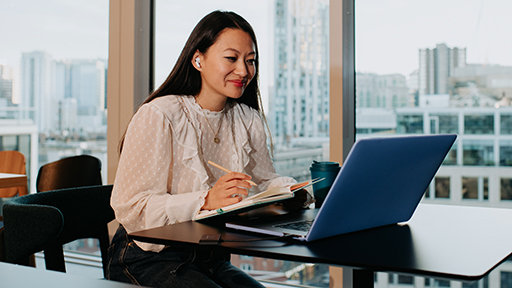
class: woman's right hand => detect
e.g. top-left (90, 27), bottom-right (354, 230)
top-left (201, 172), bottom-right (253, 210)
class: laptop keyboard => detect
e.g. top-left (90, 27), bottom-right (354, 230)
top-left (274, 220), bottom-right (314, 232)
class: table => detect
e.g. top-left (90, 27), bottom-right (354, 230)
top-left (130, 204), bottom-right (512, 288)
top-left (0, 261), bottom-right (147, 288)
top-left (0, 173), bottom-right (27, 189)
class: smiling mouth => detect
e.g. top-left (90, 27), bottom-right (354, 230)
top-left (230, 80), bottom-right (246, 88)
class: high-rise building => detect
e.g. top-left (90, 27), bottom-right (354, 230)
top-left (69, 59), bottom-right (106, 133)
top-left (356, 73), bottom-right (409, 108)
top-left (20, 51), bottom-right (57, 133)
top-left (0, 65), bottom-right (13, 102)
top-left (0, 65), bottom-right (14, 119)
top-left (54, 58), bottom-right (107, 133)
top-left (418, 43), bottom-right (466, 96)
top-left (270, 0), bottom-right (329, 149)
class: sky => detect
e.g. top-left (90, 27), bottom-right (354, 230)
top-left (1, 0), bottom-right (511, 84)
top-left (355, 0), bottom-right (512, 75)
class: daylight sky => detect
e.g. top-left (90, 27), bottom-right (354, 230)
top-left (1, 0), bottom-right (511, 81)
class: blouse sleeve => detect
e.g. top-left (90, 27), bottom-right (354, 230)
top-left (111, 104), bottom-right (207, 246)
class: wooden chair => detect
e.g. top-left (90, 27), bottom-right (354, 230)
top-left (36, 155), bottom-right (102, 192)
top-left (3, 185), bottom-right (115, 277)
top-left (0, 150), bottom-right (28, 198)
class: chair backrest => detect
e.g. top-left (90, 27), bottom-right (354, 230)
top-left (0, 151), bottom-right (28, 197)
top-left (3, 185), bottom-right (115, 277)
top-left (36, 155), bottom-right (102, 192)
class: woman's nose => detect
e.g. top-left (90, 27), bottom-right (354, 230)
top-left (235, 61), bottom-right (248, 77)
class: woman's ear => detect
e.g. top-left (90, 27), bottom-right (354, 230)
top-left (192, 52), bottom-right (202, 71)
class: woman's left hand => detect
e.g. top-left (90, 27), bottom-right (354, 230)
top-left (280, 189), bottom-right (309, 211)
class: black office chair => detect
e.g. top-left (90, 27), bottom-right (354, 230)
top-left (36, 155), bottom-right (102, 192)
top-left (2, 185), bottom-right (115, 278)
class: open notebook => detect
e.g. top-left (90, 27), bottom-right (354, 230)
top-left (195, 178), bottom-right (323, 221)
top-left (226, 134), bottom-right (457, 241)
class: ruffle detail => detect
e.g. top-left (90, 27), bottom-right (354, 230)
top-left (150, 96), bottom-right (210, 192)
top-left (149, 95), bottom-right (258, 190)
top-left (231, 103), bottom-right (254, 173)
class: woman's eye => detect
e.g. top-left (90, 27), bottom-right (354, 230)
top-left (226, 57), bottom-right (237, 62)
top-left (246, 59), bottom-right (256, 65)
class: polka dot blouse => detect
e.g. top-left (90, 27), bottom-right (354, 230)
top-left (111, 95), bottom-right (295, 252)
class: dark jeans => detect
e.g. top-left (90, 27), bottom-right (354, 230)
top-left (107, 225), bottom-right (265, 288)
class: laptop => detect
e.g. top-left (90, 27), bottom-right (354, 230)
top-left (226, 134), bottom-right (457, 241)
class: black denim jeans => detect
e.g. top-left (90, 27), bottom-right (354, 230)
top-left (107, 225), bottom-right (265, 288)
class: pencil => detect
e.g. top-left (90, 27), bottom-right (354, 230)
top-left (207, 160), bottom-right (258, 186)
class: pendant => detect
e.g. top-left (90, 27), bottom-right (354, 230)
top-left (214, 137), bottom-right (220, 144)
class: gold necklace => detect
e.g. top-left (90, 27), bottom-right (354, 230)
top-left (200, 108), bottom-right (224, 144)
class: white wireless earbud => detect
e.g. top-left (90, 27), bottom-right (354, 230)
top-left (195, 57), bottom-right (201, 68)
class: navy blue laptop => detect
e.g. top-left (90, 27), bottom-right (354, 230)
top-left (226, 134), bottom-right (457, 241)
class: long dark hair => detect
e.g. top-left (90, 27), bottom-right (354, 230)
top-left (147, 10), bottom-right (261, 109)
top-left (120, 10), bottom-right (272, 153)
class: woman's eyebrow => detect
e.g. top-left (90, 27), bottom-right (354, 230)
top-left (223, 48), bottom-right (256, 56)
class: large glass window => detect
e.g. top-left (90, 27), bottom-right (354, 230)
top-left (462, 176), bottom-right (489, 200)
top-left (500, 140), bottom-right (512, 166)
top-left (465, 115), bottom-right (494, 135)
top-left (501, 115), bottom-right (512, 135)
top-left (355, 0), bottom-right (512, 286)
top-left (435, 177), bottom-right (450, 199)
top-left (432, 114), bottom-right (459, 134)
top-left (463, 140), bottom-right (495, 166)
top-left (155, 1), bottom-right (329, 286)
top-left (1, 0), bottom-right (108, 276)
top-left (501, 178), bottom-right (512, 201)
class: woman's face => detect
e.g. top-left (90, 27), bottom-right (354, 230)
top-left (194, 28), bottom-right (256, 105)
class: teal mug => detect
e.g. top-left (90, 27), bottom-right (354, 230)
top-left (310, 161), bottom-right (341, 208)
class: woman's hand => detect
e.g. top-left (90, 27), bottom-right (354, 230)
top-left (201, 172), bottom-right (253, 210)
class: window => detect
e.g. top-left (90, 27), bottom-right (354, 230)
top-left (435, 177), bottom-right (450, 199)
top-left (465, 115), bottom-right (494, 135)
top-left (425, 278), bottom-right (451, 287)
top-left (463, 275), bottom-right (489, 287)
top-left (500, 115), bottom-right (512, 135)
top-left (501, 178), bottom-right (512, 201)
top-left (155, 1), bottom-right (330, 286)
top-left (462, 177), bottom-right (489, 200)
top-left (396, 114), bottom-right (424, 134)
top-left (1, 0), bottom-right (108, 276)
top-left (356, 0), bottom-right (512, 285)
top-left (500, 140), bottom-right (512, 166)
top-left (463, 140), bottom-right (494, 166)
top-left (432, 114), bottom-right (459, 134)
top-left (501, 272), bottom-right (512, 288)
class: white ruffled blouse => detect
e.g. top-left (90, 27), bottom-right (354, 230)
top-left (111, 95), bottom-right (295, 251)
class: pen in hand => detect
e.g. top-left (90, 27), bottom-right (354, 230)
top-left (207, 160), bottom-right (258, 187)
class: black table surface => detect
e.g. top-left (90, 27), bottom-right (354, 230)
top-left (130, 203), bottom-right (512, 281)
top-left (0, 262), bottom-right (145, 288)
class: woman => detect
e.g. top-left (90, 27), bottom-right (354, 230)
top-left (107, 10), bottom-right (310, 288)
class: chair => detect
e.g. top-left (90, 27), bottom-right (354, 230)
top-left (0, 150), bottom-right (28, 263)
top-left (0, 150), bottom-right (28, 198)
top-left (3, 185), bottom-right (115, 278)
top-left (36, 155), bottom-right (102, 192)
